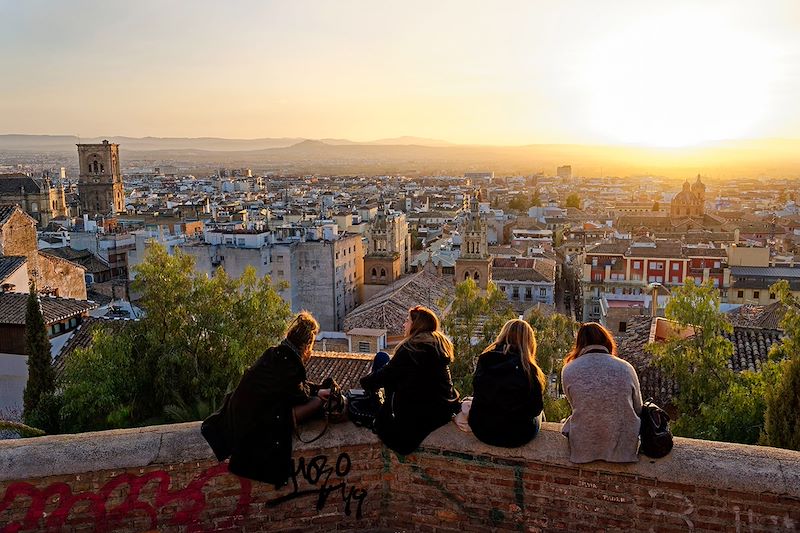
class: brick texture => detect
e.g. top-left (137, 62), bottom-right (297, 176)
top-left (1, 433), bottom-right (799, 532)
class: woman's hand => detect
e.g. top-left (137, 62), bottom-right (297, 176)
top-left (317, 389), bottom-right (331, 401)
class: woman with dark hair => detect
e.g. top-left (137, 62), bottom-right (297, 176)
top-left (469, 319), bottom-right (546, 447)
top-left (360, 306), bottom-right (460, 455)
top-left (561, 322), bottom-right (643, 463)
top-left (202, 311), bottom-right (330, 487)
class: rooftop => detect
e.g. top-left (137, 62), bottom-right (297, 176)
top-left (0, 293), bottom-right (98, 326)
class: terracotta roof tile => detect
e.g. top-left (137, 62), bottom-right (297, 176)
top-left (0, 293), bottom-right (98, 325)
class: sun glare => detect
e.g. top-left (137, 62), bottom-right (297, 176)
top-left (582, 9), bottom-right (776, 147)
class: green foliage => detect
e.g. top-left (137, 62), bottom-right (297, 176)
top-left (543, 396), bottom-right (571, 423)
top-left (526, 309), bottom-right (578, 377)
top-left (58, 243), bottom-right (292, 432)
top-left (22, 283), bottom-right (54, 427)
top-left (439, 278), bottom-right (515, 395)
top-left (0, 420), bottom-right (45, 438)
top-left (648, 279), bottom-right (767, 444)
top-left (762, 280), bottom-right (800, 450)
top-left (59, 329), bottom-right (137, 432)
top-left (565, 193), bottom-right (580, 209)
top-left (508, 191), bottom-right (542, 212)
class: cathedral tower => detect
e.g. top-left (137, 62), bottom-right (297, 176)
top-left (77, 140), bottom-right (125, 216)
top-left (455, 191), bottom-right (492, 290)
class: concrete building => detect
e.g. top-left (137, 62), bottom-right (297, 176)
top-left (556, 165), bottom-right (572, 180)
top-left (77, 140), bottom-right (125, 216)
top-left (182, 224), bottom-right (364, 331)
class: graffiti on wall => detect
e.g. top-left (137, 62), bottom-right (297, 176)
top-left (0, 463), bottom-right (251, 533)
top-left (0, 452), bottom-right (368, 532)
top-left (266, 452), bottom-right (368, 519)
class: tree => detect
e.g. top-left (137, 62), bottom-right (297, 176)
top-left (439, 279), bottom-right (515, 395)
top-left (762, 280), bottom-right (800, 450)
top-left (58, 243), bottom-right (293, 432)
top-left (22, 282), bottom-right (55, 429)
top-left (647, 279), bottom-right (764, 443)
top-left (527, 309), bottom-right (578, 422)
top-left (565, 193), bottom-right (580, 209)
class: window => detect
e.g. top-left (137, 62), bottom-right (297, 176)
top-left (672, 263), bottom-right (680, 271)
top-left (358, 341), bottom-right (370, 353)
top-left (593, 272), bottom-right (602, 281)
top-left (464, 271), bottom-right (470, 280)
top-left (592, 257), bottom-right (598, 266)
top-left (512, 287), bottom-right (519, 299)
top-left (619, 321), bottom-right (627, 333)
top-left (671, 276), bottom-right (679, 284)
top-left (539, 287), bottom-right (547, 297)
top-left (525, 287), bottom-right (532, 300)
top-left (769, 292), bottom-right (776, 300)
top-left (714, 261), bottom-right (721, 269)
top-left (633, 261), bottom-right (641, 269)
top-left (753, 291), bottom-right (760, 299)
top-left (380, 268), bottom-right (386, 279)
top-left (737, 290), bottom-right (744, 299)
top-left (277, 270), bottom-right (284, 276)
top-left (652, 262), bottom-right (664, 270)
top-left (474, 272), bottom-right (480, 281)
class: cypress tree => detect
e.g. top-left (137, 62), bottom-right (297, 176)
top-left (22, 282), bottom-right (54, 420)
top-left (764, 356), bottom-right (800, 451)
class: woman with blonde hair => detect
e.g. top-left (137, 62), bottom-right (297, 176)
top-left (468, 319), bottom-right (546, 447)
top-left (360, 306), bottom-right (460, 455)
top-left (202, 311), bottom-right (331, 487)
top-left (561, 322), bottom-right (643, 463)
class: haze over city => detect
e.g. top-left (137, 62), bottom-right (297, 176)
top-left (3, 0), bottom-right (800, 151)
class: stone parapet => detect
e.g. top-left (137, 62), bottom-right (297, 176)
top-left (1, 421), bottom-right (798, 531)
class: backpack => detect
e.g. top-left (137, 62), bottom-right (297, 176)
top-left (346, 389), bottom-right (383, 429)
top-left (639, 399), bottom-right (673, 458)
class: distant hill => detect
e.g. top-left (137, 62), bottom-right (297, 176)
top-left (2, 134), bottom-right (800, 178)
top-left (0, 134), bottom-right (454, 152)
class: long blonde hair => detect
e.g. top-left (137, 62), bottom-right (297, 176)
top-left (482, 319), bottom-right (547, 391)
top-left (396, 305), bottom-right (454, 362)
top-left (563, 322), bottom-right (617, 366)
top-left (285, 311), bottom-right (320, 363)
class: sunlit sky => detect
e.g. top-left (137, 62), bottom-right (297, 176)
top-left (2, 0), bottom-right (800, 147)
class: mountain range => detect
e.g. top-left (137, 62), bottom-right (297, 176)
top-left (1, 134), bottom-right (799, 178)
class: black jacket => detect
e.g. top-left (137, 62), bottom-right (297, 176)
top-left (360, 335), bottom-right (459, 455)
top-left (201, 340), bottom-right (318, 487)
top-left (468, 345), bottom-right (544, 447)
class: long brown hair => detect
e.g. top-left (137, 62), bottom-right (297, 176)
top-left (285, 311), bottom-right (319, 363)
top-left (396, 305), bottom-right (454, 361)
top-left (563, 322), bottom-right (617, 366)
top-left (482, 319), bottom-right (547, 391)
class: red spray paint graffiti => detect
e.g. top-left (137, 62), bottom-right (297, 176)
top-left (0, 463), bottom-right (252, 533)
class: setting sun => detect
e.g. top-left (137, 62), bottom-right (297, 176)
top-left (581, 7), bottom-right (779, 147)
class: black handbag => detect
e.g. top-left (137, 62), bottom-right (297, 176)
top-left (639, 398), bottom-right (673, 458)
top-left (294, 377), bottom-right (346, 443)
top-left (346, 388), bottom-right (383, 429)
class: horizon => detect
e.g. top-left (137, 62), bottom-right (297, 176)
top-left (3, 1), bottom-right (800, 150)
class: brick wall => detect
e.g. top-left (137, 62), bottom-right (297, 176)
top-left (1, 422), bottom-right (798, 532)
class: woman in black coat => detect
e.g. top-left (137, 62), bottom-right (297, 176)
top-left (468, 319), bottom-right (546, 447)
top-left (201, 312), bottom-right (328, 487)
top-left (360, 306), bottom-right (460, 455)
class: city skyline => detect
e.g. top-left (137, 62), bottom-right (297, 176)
top-left (3, 0), bottom-right (800, 148)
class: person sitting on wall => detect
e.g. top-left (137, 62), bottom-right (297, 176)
top-left (360, 306), bottom-right (460, 455)
top-left (561, 322), bottom-right (643, 463)
top-left (468, 319), bottom-right (546, 447)
top-left (201, 311), bottom-right (329, 487)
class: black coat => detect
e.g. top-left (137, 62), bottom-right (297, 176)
top-left (360, 335), bottom-right (459, 455)
top-left (201, 340), bottom-right (318, 487)
top-left (468, 345), bottom-right (544, 447)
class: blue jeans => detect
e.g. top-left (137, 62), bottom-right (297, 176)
top-left (371, 351), bottom-right (390, 373)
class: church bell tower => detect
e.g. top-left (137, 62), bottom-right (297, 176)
top-left (77, 140), bottom-right (125, 216)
